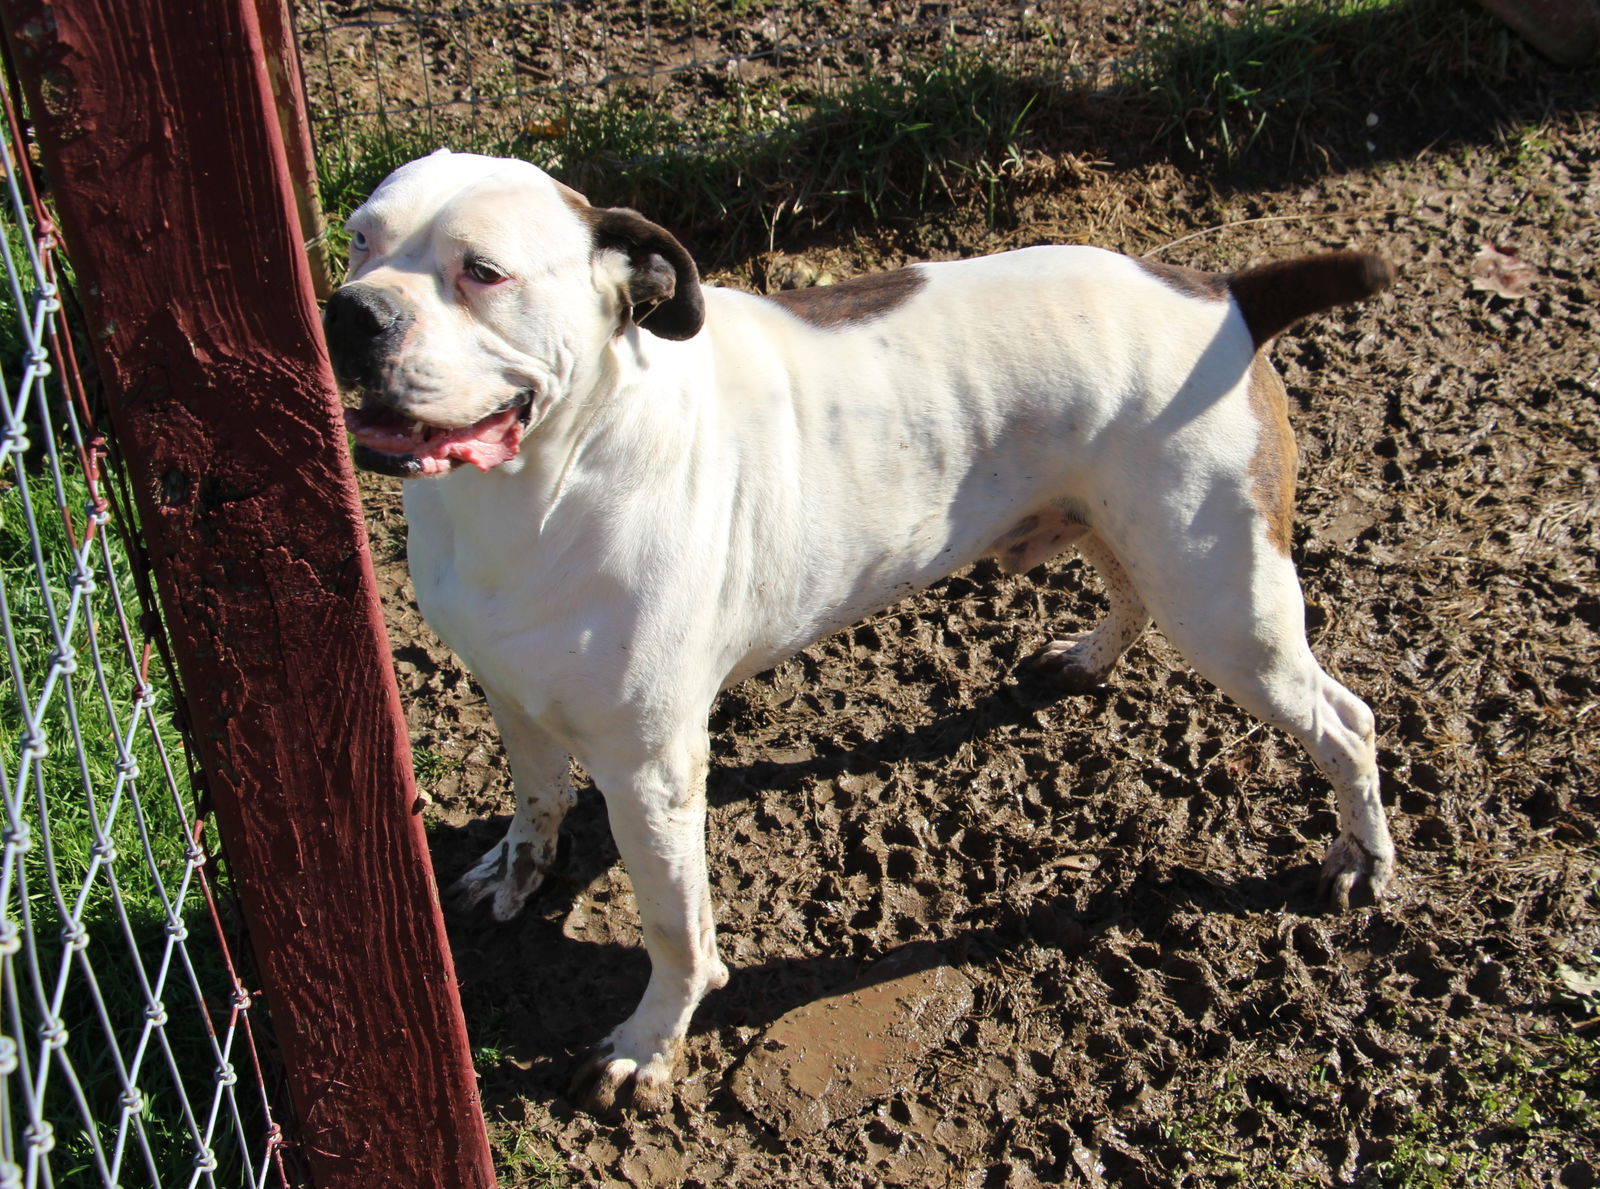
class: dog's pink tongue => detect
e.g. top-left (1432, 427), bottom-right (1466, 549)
top-left (431, 407), bottom-right (525, 472)
top-left (344, 405), bottom-right (525, 474)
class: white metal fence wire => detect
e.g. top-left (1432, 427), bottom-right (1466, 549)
top-left (0, 86), bottom-right (288, 1189)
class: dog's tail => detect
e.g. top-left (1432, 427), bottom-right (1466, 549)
top-left (1228, 251), bottom-right (1394, 348)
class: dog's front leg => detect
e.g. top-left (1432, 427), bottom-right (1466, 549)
top-left (570, 736), bottom-right (728, 1114)
top-left (449, 687), bottom-right (575, 921)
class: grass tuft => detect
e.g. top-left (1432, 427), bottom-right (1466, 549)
top-left (315, 49), bottom-right (1055, 267)
top-left (312, 0), bottom-right (1530, 269)
top-left (1125, 0), bottom-right (1517, 165)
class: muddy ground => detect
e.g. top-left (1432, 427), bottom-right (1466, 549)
top-left (316, 3), bottom-right (1600, 1185)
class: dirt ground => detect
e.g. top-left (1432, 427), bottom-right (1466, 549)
top-left (319, 3), bottom-right (1600, 1185)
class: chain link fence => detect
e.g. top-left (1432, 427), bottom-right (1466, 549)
top-left (0, 75), bottom-right (290, 1189)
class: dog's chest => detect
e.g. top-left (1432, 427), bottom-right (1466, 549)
top-left (406, 526), bottom-right (496, 667)
top-left (402, 482), bottom-right (551, 682)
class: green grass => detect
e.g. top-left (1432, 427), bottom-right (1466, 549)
top-left (409, 745), bottom-right (452, 786)
top-left (312, 0), bottom-right (1525, 271)
top-left (1365, 1030), bottom-right (1600, 1187)
top-left (1142, 1026), bottom-right (1600, 1187)
top-left (0, 416), bottom-right (253, 1181)
top-left (1125, 0), bottom-right (1516, 165)
top-left (492, 1123), bottom-right (572, 1189)
top-left (316, 48), bottom-right (1054, 268)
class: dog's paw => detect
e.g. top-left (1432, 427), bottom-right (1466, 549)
top-left (569, 1032), bottom-right (681, 1116)
top-left (568, 957), bottom-right (728, 1115)
top-left (1028, 634), bottom-right (1113, 693)
top-left (447, 839), bottom-right (550, 922)
top-left (1318, 834), bottom-right (1395, 910)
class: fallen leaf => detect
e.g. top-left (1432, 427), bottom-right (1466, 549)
top-left (1470, 242), bottom-right (1538, 299)
top-left (1557, 963), bottom-right (1600, 1002)
top-left (523, 116), bottom-right (569, 139)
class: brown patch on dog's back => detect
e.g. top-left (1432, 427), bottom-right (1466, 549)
top-left (555, 178), bottom-right (593, 214)
top-left (768, 268), bottom-right (926, 329)
top-left (1247, 354), bottom-right (1297, 556)
top-left (1137, 252), bottom-right (1393, 348)
top-left (1133, 257), bottom-right (1231, 304)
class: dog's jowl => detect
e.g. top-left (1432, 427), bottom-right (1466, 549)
top-left (326, 149), bottom-right (1397, 1114)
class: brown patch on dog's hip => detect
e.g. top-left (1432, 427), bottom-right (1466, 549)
top-left (1247, 354), bottom-right (1297, 556)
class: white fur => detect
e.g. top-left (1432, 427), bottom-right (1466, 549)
top-left (336, 151), bottom-right (1395, 1113)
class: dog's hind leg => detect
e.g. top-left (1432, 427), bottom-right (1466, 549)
top-left (570, 730), bottom-right (729, 1114)
top-left (1115, 515), bottom-right (1395, 908)
top-left (1030, 532), bottom-right (1151, 692)
top-left (449, 688), bottom-right (575, 921)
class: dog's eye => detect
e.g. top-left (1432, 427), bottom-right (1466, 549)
top-left (350, 230), bottom-right (369, 253)
top-left (463, 257), bottom-right (508, 286)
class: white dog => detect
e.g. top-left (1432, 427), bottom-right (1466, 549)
top-left (324, 149), bottom-right (1396, 1114)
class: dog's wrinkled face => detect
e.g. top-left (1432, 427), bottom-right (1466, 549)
top-left (325, 150), bottom-right (702, 477)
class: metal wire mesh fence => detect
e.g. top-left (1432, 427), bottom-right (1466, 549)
top-left (0, 75), bottom-right (289, 1189)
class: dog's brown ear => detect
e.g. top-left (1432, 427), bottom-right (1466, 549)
top-left (593, 207), bottom-right (704, 340)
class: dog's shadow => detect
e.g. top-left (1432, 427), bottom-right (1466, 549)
top-left (430, 672), bottom-right (1325, 1108)
top-left (439, 848), bottom-right (1315, 1115)
top-left (432, 664), bottom-right (1084, 946)
top-left (706, 662), bottom-right (1087, 807)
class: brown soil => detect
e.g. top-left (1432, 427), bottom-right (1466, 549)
top-left (319, 3), bottom-right (1600, 1185)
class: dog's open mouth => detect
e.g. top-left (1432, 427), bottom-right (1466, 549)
top-left (344, 398), bottom-right (531, 478)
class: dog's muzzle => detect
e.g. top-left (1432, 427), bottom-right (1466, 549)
top-left (323, 282), bottom-right (412, 391)
top-left (324, 283), bottom-right (534, 478)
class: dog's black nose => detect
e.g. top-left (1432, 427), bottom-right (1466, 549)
top-left (325, 283), bottom-right (403, 337)
top-left (323, 284), bottom-right (410, 387)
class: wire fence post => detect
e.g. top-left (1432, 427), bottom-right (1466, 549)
top-left (1, 2), bottom-right (498, 1186)
top-left (257, 0), bottom-right (337, 302)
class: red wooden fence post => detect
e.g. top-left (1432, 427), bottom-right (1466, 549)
top-left (1, 3), bottom-right (499, 1186)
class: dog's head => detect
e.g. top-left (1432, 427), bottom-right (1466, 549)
top-left (324, 150), bottom-right (703, 478)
